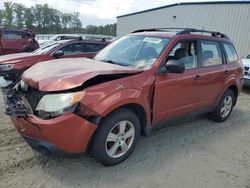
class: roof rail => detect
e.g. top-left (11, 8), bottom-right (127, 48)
top-left (177, 29), bottom-right (229, 39)
top-left (132, 28), bottom-right (192, 33)
top-left (132, 28), bottom-right (229, 39)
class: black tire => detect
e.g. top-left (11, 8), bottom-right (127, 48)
top-left (91, 108), bottom-right (140, 166)
top-left (23, 47), bottom-right (34, 52)
top-left (210, 89), bottom-right (235, 122)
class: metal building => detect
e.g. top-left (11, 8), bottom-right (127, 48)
top-left (117, 1), bottom-right (250, 58)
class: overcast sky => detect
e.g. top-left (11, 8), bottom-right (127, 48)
top-left (0, 0), bottom-right (242, 26)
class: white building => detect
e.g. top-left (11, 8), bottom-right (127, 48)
top-left (117, 1), bottom-right (250, 58)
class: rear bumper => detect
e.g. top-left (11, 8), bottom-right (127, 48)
top-left (10, 113), bottom-right (98, 154)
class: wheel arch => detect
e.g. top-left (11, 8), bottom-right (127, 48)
top-left (228, 85), bottom-right (238, 105)
top-left (100, 103), bottom-right (148, 135)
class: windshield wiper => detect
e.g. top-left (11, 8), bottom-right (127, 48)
top-left (101, 59), bottom-right (123, 66)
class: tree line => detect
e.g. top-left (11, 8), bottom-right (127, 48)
top-left (0, 2), bottom-right (116, 36)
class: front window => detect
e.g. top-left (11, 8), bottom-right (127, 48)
top-left (94, 35), bottom-right (170, 69)
top-left (166, 40), bottom-right (198, 70)
top-left (32, 42), bottom-right (60, 54)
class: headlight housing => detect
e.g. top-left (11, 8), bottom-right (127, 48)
top-left (0, 64), bottom-right (15, 71)
top-left (36, 91), bottom-right (86, 114)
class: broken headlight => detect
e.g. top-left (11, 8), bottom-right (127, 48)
top-left (35, 91), bottom-right (86, 116)
top-left (0, 64), bottom-right (15, 71)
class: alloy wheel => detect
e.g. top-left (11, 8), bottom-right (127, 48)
top-left (105, 120), bottom-right (135, 158)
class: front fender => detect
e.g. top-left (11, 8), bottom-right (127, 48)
top-left (82, 88), bottom-right (152, 127)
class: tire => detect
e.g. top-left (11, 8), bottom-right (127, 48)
top-left (23, 47), bottom-right (34, 52)
top-left (91, 108), bottom-right (140, 166)
top-left (210, 89), bottom-right (235, 122)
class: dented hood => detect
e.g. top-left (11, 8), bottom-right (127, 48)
top-left (22, 58), bottom-right (142, 92)
top-left (0, 52), bottom-right (41, 64)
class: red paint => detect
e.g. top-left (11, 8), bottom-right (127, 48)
top-left (0, 28), bottom-right (39, 55)
top-left (11, 32), bottom-right (244, 154)
top-left (11, 113), bottom-right (97, 153)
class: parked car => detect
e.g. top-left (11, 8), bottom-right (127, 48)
top-left (242, 55), bottom-right (250, 86)
top-left (0, 38), bottom-right (109, 87)
top-left (0, 27), bottom-right (39, 55)
top-left (38, 34), bottom-right (83, 47)
top-left (4, 28), bottom-right (244, 166)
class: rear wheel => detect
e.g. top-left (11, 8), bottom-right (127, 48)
top-left (210, 89), bottom-right (235, 122)
top-left (91, 108), bottom-right (140, 166)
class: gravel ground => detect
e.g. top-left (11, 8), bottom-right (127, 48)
top-left (0, 88), bottom-right (249, 188)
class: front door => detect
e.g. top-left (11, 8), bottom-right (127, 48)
top-left (153, 40), bottom-right (204, 124)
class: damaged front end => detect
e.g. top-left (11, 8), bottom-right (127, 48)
top-left (3, 83), bottom-right (98, 155)
top-left (4, 82), bottom-right (87, 120)
top-left (4, 86), bottom-right (32, 118)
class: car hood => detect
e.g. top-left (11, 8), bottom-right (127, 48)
top-left (22, 58), bottom-right (142, 92)
top-left (0, 52), bottom-right (41, 64)
top-left (242, 59), bottom-right (250, 67)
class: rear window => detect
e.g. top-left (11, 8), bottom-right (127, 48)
top-left (3, 30), bottom-right (23, 39)
top-left (84, 43), bottom-right (106, 52)
top-left (201, 41), bottom-right (223, 67)
top-left (223, 43), bottom-right (238, 63)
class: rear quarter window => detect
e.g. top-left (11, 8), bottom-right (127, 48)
top-left (223, 43), bottom-right (238, 63)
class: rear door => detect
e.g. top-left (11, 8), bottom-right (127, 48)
top-left (153, 39), bottom-right (204, 124)
top-left (197, 40), bottom-right (226, 108)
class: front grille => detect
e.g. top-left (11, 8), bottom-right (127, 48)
top-left (20, 87), bottom-right (45, 112)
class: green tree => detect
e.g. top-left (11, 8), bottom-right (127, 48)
top-left (0, 10), bottom-right (3, 26)
top-left (23, 7), bottom-right (34, 29)
top-left (3, 2), bottom-right (14, 27)
top-left (13, 3), bottom-right (25, 28)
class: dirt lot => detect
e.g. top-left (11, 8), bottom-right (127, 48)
top-left (0, 89), bottom-right (250, 188)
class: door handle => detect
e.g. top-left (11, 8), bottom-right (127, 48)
top-left (224, 70), bottom-right (229, 74)
top-left (193, 75), bottom-right (202, 81)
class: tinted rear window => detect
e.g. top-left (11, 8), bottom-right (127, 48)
top-left (3, 30), bottom-right (23, 39)
top-left (223, 43), bottom-right (238, 63)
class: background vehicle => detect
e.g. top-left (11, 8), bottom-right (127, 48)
top-left (242, 54), bottom-right (250, 86)
top-left (0, 38), bottom-right (109, 87)
top-left (4, 28), bottom-right (244, 166)
top-left (0, 27), bottom-right (39, 55)
top-left (38, 34), bottom-right (83, 47)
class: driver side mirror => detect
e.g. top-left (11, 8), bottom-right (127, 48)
top-left (164, 61), bottom-right (185, 73)
top-left (53, 50), bottom-right (64, 58)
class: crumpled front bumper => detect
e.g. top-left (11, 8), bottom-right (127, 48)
top-left (10, 113), bottom-right (97, 154)
top-left (4, 88), bottom-right (98, 155)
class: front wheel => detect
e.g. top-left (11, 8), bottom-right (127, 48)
top-left (91, 108), bottom-right (140, 166)
top-left (210, 89), bottom-right (235, 122)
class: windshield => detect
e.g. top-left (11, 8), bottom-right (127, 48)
top-left (32, 42), bottom-right (60, 54)
top-left (94, 35), bottom-right (170, 69)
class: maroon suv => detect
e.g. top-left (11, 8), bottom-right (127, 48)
top-left (0, 27), bottom-right (39, 55)
top-left (4, 28), bottom-right (244, 166)
top-left (0, 38), bottom-right (109, 87)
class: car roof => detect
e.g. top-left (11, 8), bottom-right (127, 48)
top-left (129, 28), bottom-right (232, 42)
top-left (51, 38), bottom-right (109, 45)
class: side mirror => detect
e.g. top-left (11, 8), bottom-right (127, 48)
top-left (53, 50), bottom-right (64, 58)
top-left (165, 61), bottom-right (185, 73)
